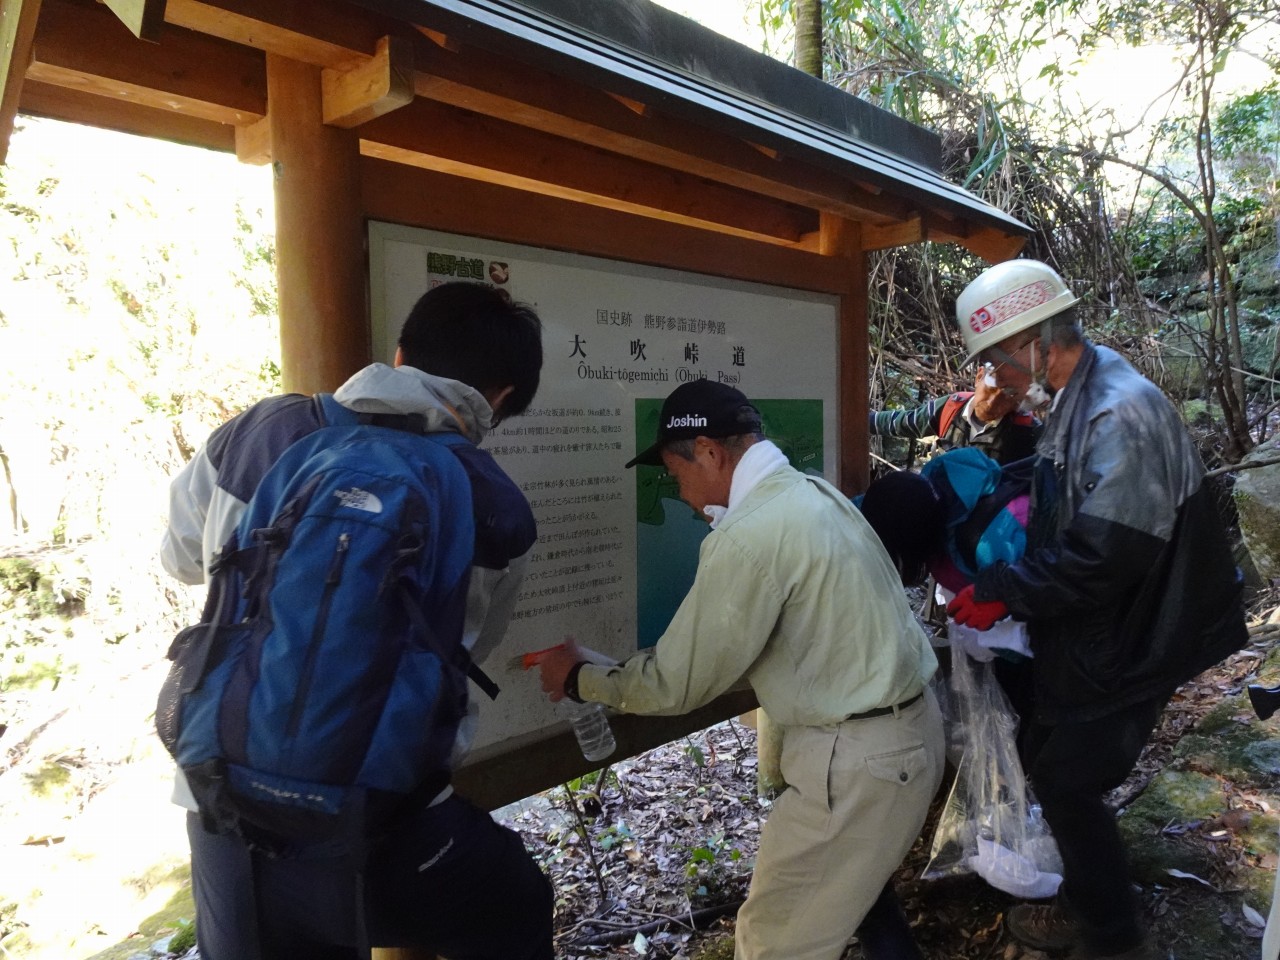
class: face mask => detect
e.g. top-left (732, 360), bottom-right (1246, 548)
top-left (1016, 339), bottom-right (1056, 413)
top-left (1020, 380), bottom-right (1052, 413)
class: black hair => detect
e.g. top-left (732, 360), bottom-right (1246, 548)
top-left (858, 469), bottom-right (946, 587)
top-left (397, 281), bottom-right (543, 417)
top-left (1047, 306), bottom-right (1084, 348)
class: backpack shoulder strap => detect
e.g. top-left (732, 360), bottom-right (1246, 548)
top-left (936, 392), bottom-right (973, 443)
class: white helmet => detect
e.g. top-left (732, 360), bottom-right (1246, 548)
top-left (956, 259), bottom-right (1079, 364)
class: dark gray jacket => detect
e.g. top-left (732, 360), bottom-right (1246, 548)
top-left (975, 343), bottom-right (1245, 723)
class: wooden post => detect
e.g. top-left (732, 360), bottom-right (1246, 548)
top-left (819, 212), bottom-right (868, 496)
top-left (0, 0), bottom-right (43, 165)
top-left (266, 53), bottom-right (369, 394)
top-left (269, 54), bottom-right (425, 959)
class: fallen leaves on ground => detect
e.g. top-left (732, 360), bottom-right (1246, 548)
top-left (500, 593), bottom-right (1280, 959)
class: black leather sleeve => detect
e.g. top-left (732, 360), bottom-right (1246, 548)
top-left (974, 512), bottom-right (1165, 620)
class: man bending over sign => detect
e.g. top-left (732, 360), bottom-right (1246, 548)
top-left (539, 379), bottom-right (944, 960)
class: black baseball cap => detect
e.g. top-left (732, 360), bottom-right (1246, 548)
top-left (625, 380), bottom-right (760, 468)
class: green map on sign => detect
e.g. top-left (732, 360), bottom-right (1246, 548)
top-left (633, 397), bottom-right (824, 648)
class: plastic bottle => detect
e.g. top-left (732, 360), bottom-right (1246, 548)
top-left (567, 701), bottom-right (616, 762)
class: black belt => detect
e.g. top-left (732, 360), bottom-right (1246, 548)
top-left (845, 690), bottom-right (924, 722)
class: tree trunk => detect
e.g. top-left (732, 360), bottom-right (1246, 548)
top-left (794, 0), bottom-right (823, 78)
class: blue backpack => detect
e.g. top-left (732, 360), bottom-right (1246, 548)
top-left (156, 395), bottom-right (497, 853)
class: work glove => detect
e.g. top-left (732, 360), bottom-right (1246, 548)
top-left (947, 584), bottom-right (1008, 631)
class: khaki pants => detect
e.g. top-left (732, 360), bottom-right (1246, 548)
top-left (735, 689), bottom-right (944, 960)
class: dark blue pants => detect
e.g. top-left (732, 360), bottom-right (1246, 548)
top-left (187, 794), bottom-right (554, 960)
top-left (1022, 694), bottom-right (1169, 955)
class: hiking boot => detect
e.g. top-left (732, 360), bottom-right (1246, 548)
top-left (1006, 903), bottom-right (1081, 952)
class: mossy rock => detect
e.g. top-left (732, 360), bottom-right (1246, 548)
top-left (1119, 769), bottom-right (1228, 883)
top-left (83, 873), bottom-right (195, 960)
top-left (1240, 323), bottom-right (1279, 376)
top-left (1126, 769), bottom-right (1228, 826)
top-left (1238, 856), bottom-right (1276, 916)
top-left (1241, 268), bottom-right (1280, 297)
top-left (1237, 807), bottom-right (1280, 861)
top-left (1174, 696), bottom-right (1280, 789)
top-left (1151, 315), bottom-right (1210, 397)
top-left (692, 934), bottom-right (736, 960)
top-left (23, 760), bottom-right (74, 800)
top-left (1152, 891), bottom-right (1265, 960)
top-left (1234, 449), bottom-right (1280, 581)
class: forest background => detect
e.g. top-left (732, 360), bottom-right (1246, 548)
top-left (0, 0), bottom-right (1277, 957)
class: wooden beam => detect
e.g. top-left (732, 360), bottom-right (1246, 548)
top-left (357, 98), bottom-right (815, 245)
top-left (19, 75), bottom-right (235, 150)
top-left (164, 0), bottom-right (389, 69)
top-left (862, 215), bottom-right (923, 251)
top-left (364, 139), bottom-right (815, 247)
top-left (0, 0), bottom-right (42, 165)
top-left (408, 41), bottom-right (912, 226)
top-left (956, 226), bottom-right (1027, 263)
top-left (147, 0), bottom-right (1020, 254)
top-left (820, 212), bottom-right (868, 496)
top-left (605, 90), bottom-right (647, 116)
top-left (413, 24), bottom-right (459, 52)
top-left (30, 0), bottom-right (265, 125)
top-left (101, 0), bottom-right (165, 41)
top-left (360, 156), bottom-right (850, 296)
top-left (156, 4), bottom-right (904, 225)
top-left (234, 112), bottom-right (268, 163)
top-left (268, 53), bottom-right (368, 393)
top-left (321, 34), bottom-right (412, 128)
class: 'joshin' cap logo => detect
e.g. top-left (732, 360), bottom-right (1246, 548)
top-left (665, 414), bottom-right (708, 429)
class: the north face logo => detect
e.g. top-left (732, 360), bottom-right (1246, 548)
top-left (334, 487), bottom-right (383, 513)
top-left (666, 414), bottom-right (708, 428)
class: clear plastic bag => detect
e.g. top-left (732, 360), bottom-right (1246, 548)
top-left (923, 635), bottom-right (1063, 899)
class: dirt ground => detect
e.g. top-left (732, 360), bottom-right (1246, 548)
top-left (503, 602), bottom-right (1279, 960)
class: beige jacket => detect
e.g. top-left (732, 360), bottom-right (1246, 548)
top-left (580, 464), bottom-right (936, 725)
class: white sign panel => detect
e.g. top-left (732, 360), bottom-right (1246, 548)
top-left (369, 223), bottom-right (839, 760)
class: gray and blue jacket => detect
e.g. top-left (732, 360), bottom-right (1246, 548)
top-left (974, 343), bottom-right (1245, 723)
top-left (161, 363), bottom-right (535, 801)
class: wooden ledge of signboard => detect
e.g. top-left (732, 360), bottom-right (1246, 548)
top-left (452, 689), bottom-right (759, 813)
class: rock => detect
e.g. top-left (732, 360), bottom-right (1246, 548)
top-left (1234, 438), bottom-right (1280, 581)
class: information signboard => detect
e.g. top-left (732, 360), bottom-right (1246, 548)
top-left (368, 223), bottom-right (839, 760)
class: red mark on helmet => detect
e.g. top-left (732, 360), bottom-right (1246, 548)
top-left (969, 307), bottom-right (993, 333)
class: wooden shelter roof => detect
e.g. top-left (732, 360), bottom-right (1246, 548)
top-left (0, 0), bottom-right (1028, 259)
